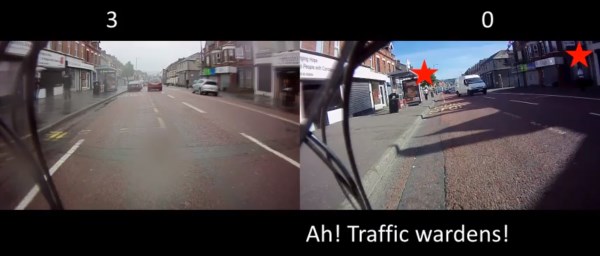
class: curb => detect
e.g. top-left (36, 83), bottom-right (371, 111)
top-left (23, 90), bottom-right (127, 140)
top-left (339, 97), bottom-right (440, 209)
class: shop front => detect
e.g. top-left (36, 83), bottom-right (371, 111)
top-left (37, 49), bottom-right (67, 98)
top-left (300, 51), bottom-right (388, 126)
top-left (518, 58), bottom-right (563, 87)
top-left (215, 66), bottom-right (237, 91)
top-left (66, 56), bottom-right (95, 91)
top-left (201, 68), bottom-right (217, 81)
top-left (273, 51), bottom-right (300, 108)
top-left (254, 49), bottom-right (274, 97)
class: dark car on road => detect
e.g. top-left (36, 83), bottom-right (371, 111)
top-left (147, 78), bottom-right (163, 92)
top-left (127, 80), bottom-right (143, 92)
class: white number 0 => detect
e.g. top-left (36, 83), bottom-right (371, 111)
top-left (482, 11), bottom-right (493, 28)
top-left (107, 11), bottom-right (117, 28)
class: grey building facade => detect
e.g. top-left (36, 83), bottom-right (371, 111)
top-left (465, 50), bottom-right (516, 88)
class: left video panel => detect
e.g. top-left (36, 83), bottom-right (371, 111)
top-left (0, 41), bottom-right (300, 209)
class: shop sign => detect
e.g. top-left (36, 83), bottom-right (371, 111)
top-left (273, 51), bottom-right (299, 67)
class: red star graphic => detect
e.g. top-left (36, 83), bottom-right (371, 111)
top-left (411, 60), bottom-right (437, 84)
top-left (566, 41), bottom-right (592, 67)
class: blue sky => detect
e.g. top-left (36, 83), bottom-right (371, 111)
top-left (392, 41), bottom-right (511, 80)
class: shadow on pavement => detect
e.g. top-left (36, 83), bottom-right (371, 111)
top-left (393, 92), bottom-right (600, 209)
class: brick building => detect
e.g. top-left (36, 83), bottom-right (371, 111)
top-left (27, 41), bottom-right (101, 97)
top-left (300, 41), bottom-right (394, 126)
top-left (512, 41), bottom-right (593, 87)
top-left (201, 41), bottom-right (254, 92)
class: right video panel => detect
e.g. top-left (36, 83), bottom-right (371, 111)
top-left (300, 41), bottom-right (600, 210)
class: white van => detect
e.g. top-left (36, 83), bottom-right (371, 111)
top-left (456, 74), bottom-right (487, 96)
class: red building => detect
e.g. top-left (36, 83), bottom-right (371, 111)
top-left (201, 41), bottom-right (254, 92)
top-left (44, 41), bottom-right (101, 91)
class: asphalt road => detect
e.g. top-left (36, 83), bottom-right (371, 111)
top-left (396, 90), bottom-right (600, 209)
top-left (0, 86), bottom-right (299, 209)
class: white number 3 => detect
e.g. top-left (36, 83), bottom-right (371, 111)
top-left (107, 11), bottom-right (117, 28)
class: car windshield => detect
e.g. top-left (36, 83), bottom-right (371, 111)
top-left (150, 78), bottom-right (161, 83)
top-left (205, 81), bottom-right (217, 85)
top-left (465, 78), bottom-right (484, 84)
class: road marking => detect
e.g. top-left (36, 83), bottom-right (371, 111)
top-left (548, 127), bottom-right (567, 135)
top-left (493, 92), bottom-right (600, 101)
top-left (47, 131), bottom-right (67, 141)
top-left (182, 102), bottom-right (206, 113)
top-left (154, 108), bottom-right (159, 113)
top-left (157, 117), bottom-right (166, 129)
top-left (79, 130), bottom-right (92, 135)
top-left (510, 100), bottom-right (538, 105)
top-left (483, 96), bottom-right (496, 99)
top-left (119, 128), bottom-right (128, 133)
top-left (590, 112), bottom-right (600, 117)
top-left (240, 133), bottom-right (299, 168)
top-left (527, 95), bottom-right (551, 100)
top-left (167, 94), bottom-right (175, 99)
top-left (502, 112), bottom-right (522, 119)
top-left (215, 99), bottom-right (299, 126)
top-left (15, 139), bottom-right (84, 210)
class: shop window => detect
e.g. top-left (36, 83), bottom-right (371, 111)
top-left (244, 45), bottom-right (252, 60)
top-left (316, 41), bottom-right (324, 53)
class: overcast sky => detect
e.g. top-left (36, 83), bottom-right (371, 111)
top-left (100, 41), bottom-right (204, 75)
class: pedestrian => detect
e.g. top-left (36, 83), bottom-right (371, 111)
top-left (424, 87), bottom-right (429, 100)
top-left (34, 77), bottom-right (40, 103)
top-left (63, 70), bottom-right (72, 100)
top-left (577, 67), bottom-right (585, 92)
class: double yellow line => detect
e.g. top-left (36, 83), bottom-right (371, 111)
top-left (46, 131), bottom-right (67, 141)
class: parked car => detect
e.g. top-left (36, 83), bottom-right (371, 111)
top-left (147, 78), bottom-right (163, 92)
top-left (192, 79), bottom-right (219, 96)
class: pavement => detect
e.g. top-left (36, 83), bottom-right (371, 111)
top-left (34, 87), bottom-right (128, 132)
top-left (0, 85), bottom-right (299, 209)
top-left (300, 95), bottom-right (440, 209)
